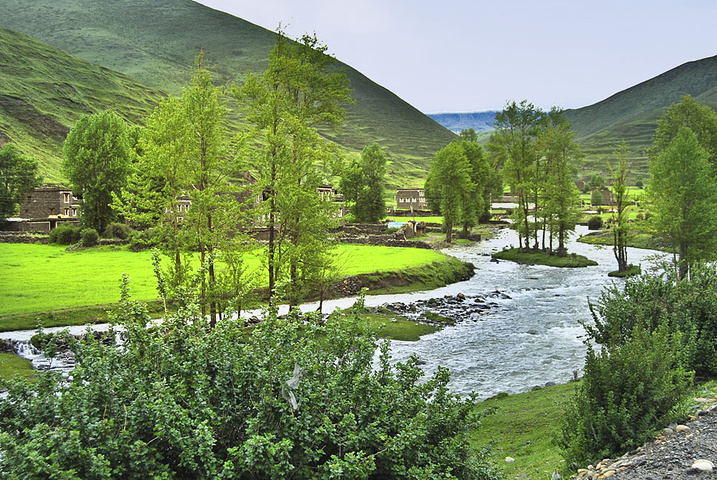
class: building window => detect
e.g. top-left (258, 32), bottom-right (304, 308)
top-left (64, 208), bottom-right (69, 216)
top-left (63, 193), bottom-right (70, 203)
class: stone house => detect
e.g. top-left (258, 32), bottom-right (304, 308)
top-left (20, 185), bottom-right (79, 219)
top-left (395, 188), bottom-right (428, 212)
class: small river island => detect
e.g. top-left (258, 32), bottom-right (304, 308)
top-left (491, 247), bottom-right (598, 267)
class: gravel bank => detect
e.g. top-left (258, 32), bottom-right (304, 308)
top-left (576, 389), bottom-right (717, 479)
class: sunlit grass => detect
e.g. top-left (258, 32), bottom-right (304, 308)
top-left (0, 243), bottom-right (448, 316)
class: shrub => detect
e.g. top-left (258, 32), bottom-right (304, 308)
top-left (587, 216), bottom-right (603, 230)
top-left (0, 286), bottom-right (499, 479)
top-left (586, 264), bottom-right (717, 377)
top-left (80, 228), bottom-right (99, 247)
top-left (103, 222), bottom-right (131, 240)
top-left (590, 189), bottom-right (603, 207)
top-left (560, 323), bottom-right (692, 468)
top-left (128, 228), bottom-right (158, 251)
top-left (48, 224), bottom-right (81, 245)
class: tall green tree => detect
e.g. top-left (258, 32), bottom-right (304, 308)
top-left (538, 109), bottom-right (581, 255)
top-left (340, 143), bottom-right (387, 223)
top-left (608, 143), bottom-right (631, 272)
top-left (234, 31), bottom-right (352, 307)
top-left (489, 100), bottom-right (546, 250)
top-left (0, 143), bottom-right (42, 221)
top-left (425, 141), bottom-right (473, 243)
top-left (648, 127), bottom-right (717, 279)
top-left (62, 110), bottom-right (131, 232)
top-left (649, 95), bottom-right (717, 169)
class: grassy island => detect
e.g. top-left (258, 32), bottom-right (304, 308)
top-left (492, 248), bottom-right (598, 267)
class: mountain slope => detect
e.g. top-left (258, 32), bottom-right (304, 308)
top-left (0, 0), bottom-right (456, 187)
top-left (565, 55), bottom-right (717, 175)
top-left (0, 26), bottom-right (164, 182)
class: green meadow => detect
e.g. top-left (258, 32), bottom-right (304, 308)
top-left (0, 243), bottom-right (447, 317)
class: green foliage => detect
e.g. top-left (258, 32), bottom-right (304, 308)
top-left (560, 323), bottom-right (692, 468)
top-left (589, 189), bottom-right (602, 206)
top-left (0, 286), bottom-right (495, 479)
top-left (608, 144), bottom-right (631, 272)
top-left (340, 143), bottom-right (388, 223)
top-left (48, 224), bottom-right (81, 245)
top-left (425, 141), bottom-right (476, 243)
top-left (80, 228), bottom-right (99, 247)
top-left (585, 264), bottom-right (717, 377)
top-left (127, 228), bottom-right (158, 251)
top-left (587, 216), bottom-right (603, 230)
top-left (235, 31), bottom-right (352, 307)
top-left (648, 126), bottom-right (717, 278)
top-left (62, 110), bottom-right (132, 232)
top-left (103, 222), bottom-right (131, 240)
top-left (0, 143), bottom-right (42, 220)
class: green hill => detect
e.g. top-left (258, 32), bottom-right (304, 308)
top-left (0, 26), bottom-right (164, 182)
top-left (565, 55), bottom-right (717, 177)
top-left (0, 0), bottom-right (456, 188)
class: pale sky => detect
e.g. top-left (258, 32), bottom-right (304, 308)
top-left (196, 0), bottom-right (717, 114)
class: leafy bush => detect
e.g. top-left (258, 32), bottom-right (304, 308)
top-left (590, 189), bottom-right (603, 207)
top-left (560, 323), bottom-right (692, 468)
top-left (80, 228), bottom-right (99, 247)
top-left (48, 224), bottom-right (81, 244)
top-left (585, 264), bottom-right (717, 377)
top-left (587, 216), bottom-right (603, 230)
top-left (103, 222), bottom-right (131, 240)
top-left (127, 228), bottom-right (158, 251)
top-left (0, 285), bottom-right (499, 479)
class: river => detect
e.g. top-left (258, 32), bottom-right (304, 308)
top-left (1, 225), bottom-right (667, 399)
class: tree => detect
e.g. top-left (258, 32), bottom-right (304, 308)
top-left (608, 143), bottom-right (631, 273)
top-left (538, 109), bottom-right (582, 255)
top-left (425, 141), bottom-right (473, 243)
top-left (489, 100), bottom-right (546, 250)
top-left (62, 110), bottom-right (131, 232)
top-left (648, 127), bottom-right (717, 279)
top-left (0, 282), bottom-right (500, 479)
top-left (114, 53), bottom-right (250, 324)
top-left (234, 31), bottom-right (352, 307)
top-left (340, 143), bottom-right (387, 223)
top-left (0, 143), bottom-right (42, 221)
top-left (649, 95), bottom-right (717, 169)
top-left (590, 189), bottom-right (603, 207)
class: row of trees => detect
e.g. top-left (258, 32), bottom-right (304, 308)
top-left (61, 33), bottom-right (355, 321)
top-left (424, 134), bottom-right (498, 243)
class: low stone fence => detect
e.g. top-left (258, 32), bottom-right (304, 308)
top-left (0, 232), bottom-right (48, 244)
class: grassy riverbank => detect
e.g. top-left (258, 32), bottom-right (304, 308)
top-left (0, 242), bottom-right (471, 331)
top-left (577, 229), bottom-right (671, 252)
top-left (492, 248), bottom-right (598, 267)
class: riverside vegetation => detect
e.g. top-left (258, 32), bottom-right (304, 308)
top-left (3, 5), bottom-right (717, 478)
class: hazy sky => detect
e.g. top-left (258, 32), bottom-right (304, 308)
top-left (196, 0), bottom-right (717, 113)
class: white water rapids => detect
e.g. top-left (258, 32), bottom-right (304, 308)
top-left (1, 225), bottom-right (668, 399)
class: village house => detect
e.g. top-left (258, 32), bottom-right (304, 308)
top-left (4, 185), bottom-right (82, 232)
top-left (395, 188), bottom-right (428, 212)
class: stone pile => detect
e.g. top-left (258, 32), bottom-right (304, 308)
top-left (575, 389), bottom-right (717, 479)
top-left (377, 291), bottom-right (510, 325)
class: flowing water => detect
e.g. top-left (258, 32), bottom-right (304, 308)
top-left (1, 226), bottom-right (667, 399)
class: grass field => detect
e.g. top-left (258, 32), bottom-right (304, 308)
top-left (0, 243), bottom-right (447, 317)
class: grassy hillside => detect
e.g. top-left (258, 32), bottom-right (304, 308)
top-left (0, 0), bottom-right (455, 188)
top-left (565, 55), bottom-right (717, 177)
top-left (0, 26), bottom-right (164, 182)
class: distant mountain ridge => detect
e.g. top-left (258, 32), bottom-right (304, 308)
top-left (426, 111), bottom-right (497, 133)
